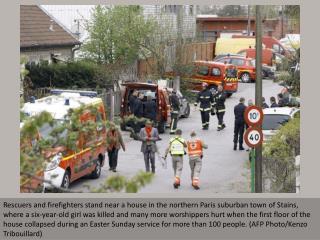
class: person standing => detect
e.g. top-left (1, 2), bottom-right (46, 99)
top-left (134, 93), bottom-right (144, 118)
top-left (277, 93), bottom-right (287, 107)
top-left (129, 90), bottom-right (138, 114)
top-left (233, 97), bottom-right (247, 151)
top-left (214, 85), bottom-right (227, 131)
top-left (169, 89), bottom-right (180, 134)
top-left (262, 97), bottom-right (269, 109)
top-left (139, 120), bottom-right (159, 173)
top-left (270, 96), bottom-right (278, 108)
top-left (106, 123), bottom-right (126, 172)
top-left (143, 95), bottom-right (157, 123)
top-left (187, 131), bottom-right (208, 190)
top-left (164, 129), bottom-right (187, 189)
top-left (194, 82), bottom-right (214, 130)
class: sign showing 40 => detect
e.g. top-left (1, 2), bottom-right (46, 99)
top-left (244, 127), bottom-right (263, 148)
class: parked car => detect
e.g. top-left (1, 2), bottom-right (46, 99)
top-left (215, 56), bottom-right (256, 83)
top-left (237, 48), bottom-right (275, 66)
top-left (21, 89), bottom-right (107, 191)
top-left (215, 54), bottom-right (275, 79)
top-left (262, 107), bottom-right (300, 142)
top-left (120, 82), bottom-right (170, 133)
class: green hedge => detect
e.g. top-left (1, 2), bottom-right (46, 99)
top-left (25, 61), bottom-right (112, 89)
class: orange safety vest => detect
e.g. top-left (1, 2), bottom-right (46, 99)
top-left (187, 139), bottom-right (203, 157)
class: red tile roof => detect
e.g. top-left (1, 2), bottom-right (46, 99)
top-left (20, 5), bottom-right (80, 48)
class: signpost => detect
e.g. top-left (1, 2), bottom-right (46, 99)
top-left (244, 105), bottom-right (264, 193)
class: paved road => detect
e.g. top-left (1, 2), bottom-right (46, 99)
top-left (70, 80), bottom-right (283, 193)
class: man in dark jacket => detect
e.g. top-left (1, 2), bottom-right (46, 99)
top-left (194, 83), bottom-right (214, 130)
top-left (270, 96), bottom-right (278, 108)
top-left (233, 97), bottom-right (247, 151)
top-left (133, 93), bottom-right (144, 118)
top-left (169, 90), bottom-right (180, 134)
top-left (214, 85), bottom-right (227, 131)
top-left (143, 95), bottom-right (157, 123)
top-left (262, 97), bottom-right (269, 109)
top-left (129, 90), bottom-right (138, 114)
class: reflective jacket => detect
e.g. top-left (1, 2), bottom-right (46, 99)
top-left (213, 91), bottom-right (226, 113)
top-left (196, 89), bottom-right (214, 112)
top-left (187, 139), bottom-right (203, 157)
top-left (169, 137), bottom-right (185, 155)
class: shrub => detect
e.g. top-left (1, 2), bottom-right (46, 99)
top-left (263, 116), bottom-right (300, 192)
top-left (25, 61), bottom-right (112, 89)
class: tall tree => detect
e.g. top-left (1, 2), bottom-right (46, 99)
top-left (81, 6), bottom-right (156, 68)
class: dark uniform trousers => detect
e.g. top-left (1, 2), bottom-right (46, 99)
top-left (170, 112), bottom-right (179, 133)
top-left (200, 110), bottom-right (210, 128)
top-left (233, 121), bottom-right (245, 146)
top-left (216, 111), bottom-right (225, 129)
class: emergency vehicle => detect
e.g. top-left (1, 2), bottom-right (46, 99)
top-left (164, 61), bottom-right (238, 97)
top-left (20, 90), bottom-right (107, 191)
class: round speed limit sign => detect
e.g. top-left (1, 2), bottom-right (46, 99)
top-left (244, 127), bottom-right (263, 148)
top-left (244, 106), bottom-right (264, 126)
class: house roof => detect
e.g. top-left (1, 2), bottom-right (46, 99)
top-left (20, 5), bottom-right (80, 49)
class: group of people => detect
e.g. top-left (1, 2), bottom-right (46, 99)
top-left (104, 119), bottom-right (207, 190)
top-left (233, 89), bottom-right (291, 151)
top-left (139, 120), bottom-right (208, 190)
top-left (129, 90), bottom-right (157, 122)
top-left (105, 83), bottom-right (291, 190)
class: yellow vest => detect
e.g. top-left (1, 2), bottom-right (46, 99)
top-left (170, 137), bottom-right (185, 155)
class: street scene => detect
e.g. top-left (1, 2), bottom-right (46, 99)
top-left (20, 5), bottom-right (300, 193)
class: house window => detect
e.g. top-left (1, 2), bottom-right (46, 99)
top-left (189, 5), bottom-right (194, 15)
top-left (164, 5), bottom-right (177, 14)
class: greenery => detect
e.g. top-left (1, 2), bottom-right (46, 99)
top-left (275, 49), bottom-right (300, 97)
top-left (263, 116), bottom-right (300, 192)
top-left (81, 5), bottom-right (157, 83)
top-left (25, 60), bottom-right (111, 89)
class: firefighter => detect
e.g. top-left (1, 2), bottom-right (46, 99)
top-left (187, 131), bottom-right (208, 190)
top-left (214, 85), bottom-right (227, 131)
top-left (169, 89), bottom-right (180, 134)
top-left (194, 82), bottom-right (214, 130)
top-left (164, 129), bottom-right (187, 189)
top-left (233, 97), bottom-right (247, 151)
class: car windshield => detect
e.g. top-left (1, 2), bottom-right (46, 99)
top-left (262, 114), bottom-right (290, 130)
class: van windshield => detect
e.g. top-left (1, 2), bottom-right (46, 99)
top-left (39, 121), bottom-right (68, 143)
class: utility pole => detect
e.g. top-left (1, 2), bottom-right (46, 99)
top-left (255, 5), bottom-right (263, 193)
top-left (281, 5), bottom-right (284, 38)
top-left (247, 5), bottom-right (251, 36)
top-left (174, 5), bottom-right (183, 91)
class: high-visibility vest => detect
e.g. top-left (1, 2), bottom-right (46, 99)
top-left (187, 139), bottom-right (203, 157)
top-left (170, 137), bottom-right (185, 155)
